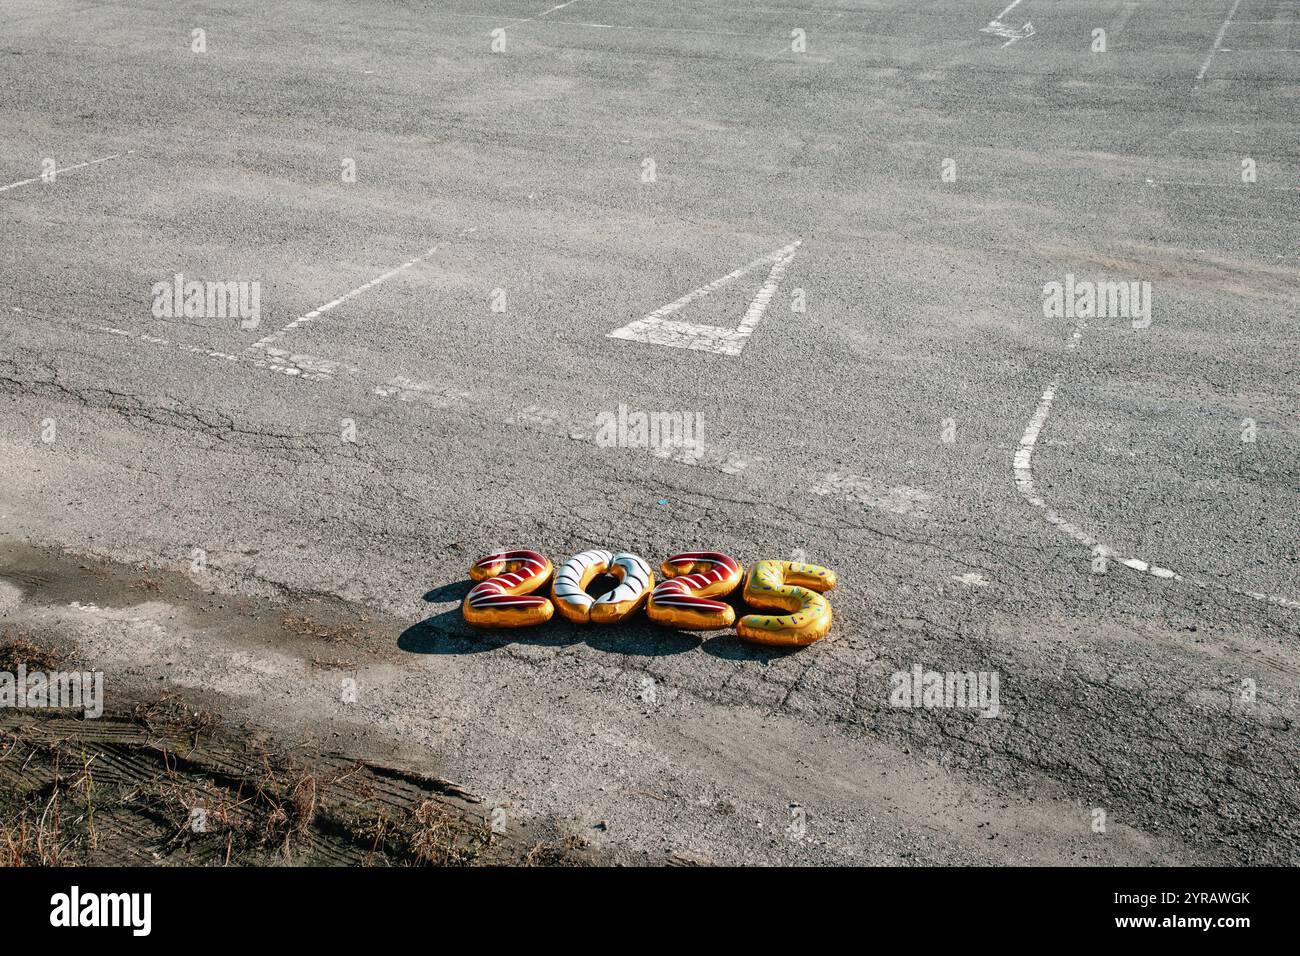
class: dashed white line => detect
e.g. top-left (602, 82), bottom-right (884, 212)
top-left (96, 326), bottom-right (351, 381)
top-left (1196, 0), bottom-right (1244, 84)
top-left (98, 326), bottom-right (242, 363)
top-left (0, 151), bottom-right (132, 193)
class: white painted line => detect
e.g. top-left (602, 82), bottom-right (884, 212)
top-left (739, 247), bottom-right (797, 333)
top-left (372, 377), bottom-right (477, 413)
top-left (980, 0), bottom-right (1035, 47)
top-left (528, 19), bottom-right (801, 40)
top-left (502, 0), bottom-right (585, 31)
top-left (991, 0), bottom-right (1025, 21)
top-left (0, 151), bottom-right (131, 193)
top-left (96, 326), bottom-right (352, 381)
top-left (607, 240), bottom-right (801, 356)
top-left (81, 229), bottom-right (478, 383)
top-left (1196, 0), bottom-right (1244, 85)
top-left (247, 347), bottom-right (358, 381)
top-left (1014, 321), bottom-right (1300, 611)
top-left (244, 245), bottom-right (440, 354)
top-left (97, 326), bottom-right (242, 363)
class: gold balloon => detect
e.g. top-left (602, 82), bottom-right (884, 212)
top-left (462, 550), bottom-right (555, 628)
top-left (736, 560), bottom-right (837, 646)
top-left (647, 551), bottom-right (744, 630)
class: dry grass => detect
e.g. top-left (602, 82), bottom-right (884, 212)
top-left (0, 769), bottom-right (75, 866)
top-left (131, 693), bottom-right (222, 740)
top-left (1, 689), bottom-right (582, 867)
top-left (524, 834), bottom-right (589, 867)
top-left (283, 616), bottom-right (362, 645)
top-left (309, 656), bottom-right (357, 670)
top-left (0, 633), bottom-right (68, 672)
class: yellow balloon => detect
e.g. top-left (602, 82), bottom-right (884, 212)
top-left (736, 560), bottom-right (837, 646)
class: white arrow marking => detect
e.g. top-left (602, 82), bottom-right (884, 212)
top-left (980, 0), bottom-right (1035, 47)
top-left (607, 240), bottom-right (801, 356)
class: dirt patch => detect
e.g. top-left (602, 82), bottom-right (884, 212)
top-left (0, 677), bottom-right (591, 867)
top-left (0, 538), bottom-right (403, 672)
top-left (1033, 243), bottom-right (1300, 299)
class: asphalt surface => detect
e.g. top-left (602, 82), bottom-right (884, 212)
top-left (1, 0), bottom-right (1297, 864)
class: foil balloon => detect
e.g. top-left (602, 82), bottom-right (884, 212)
top-left (552, 549), bottom-right (654, 624)
top-left (737, 559), bottom-right (837, 646)
top-left (462, 549), bottom-right (555, 628)
top-left (647, 551), bottom-right (744, 629)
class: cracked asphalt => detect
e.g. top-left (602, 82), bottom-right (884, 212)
top-left (1, 0), bottom-right (1297, 864)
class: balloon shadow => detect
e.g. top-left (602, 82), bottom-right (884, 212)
top-left (699, 633), bottom-right (806, 662)
top-left (399, 581), bottom-right (813, 660)
top-left (399, 580), bottom-right (586, 655)
top-left (583, 615), bottom-right (702, 657)
top-left (423, 581), bottom-right (472, 603)
top-left (697, 593), bottom-right (811, 661)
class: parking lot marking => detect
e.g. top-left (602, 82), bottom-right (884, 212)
top-left (503, 0), bottom-right (585, 31)
top-left (980, 0), bottom-right (1035, 47)
top-left (1014, 322), bottom-right (1300, 611)
top-left (244, 245), bottom-right (440, 354)
top-left (247, 348), bottom-right (358, 381)
top-left (98, 326), bottom-right (242, 363)
top-left (811, 472), bottom-right (934, 518)
top-left (607, 240), bottom-right (800, 356)
top-left (96, 326), bottom-right (354, 381)
top-left (1196, 0), bottom-right (1244, 84)
top-left (0, 151), bottom-right (130, 193)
